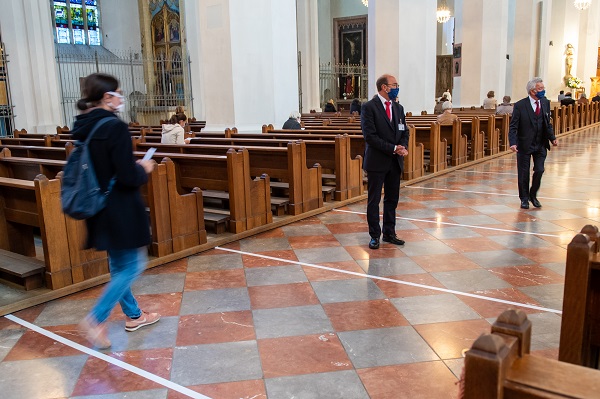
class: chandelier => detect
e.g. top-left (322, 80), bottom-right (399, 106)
top-left (362, 0), bottom-right (368, 7)
top-left (437, 0), bottom-right (451, 23)
top-left (574, 0), bottom-right (592, 10)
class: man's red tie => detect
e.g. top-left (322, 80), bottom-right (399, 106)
top-left (535, 100), bottom-right (540, 115)
top-left (385, 101), bottom-right (391, 120)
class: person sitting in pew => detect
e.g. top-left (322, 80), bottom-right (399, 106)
top-left (560, 92), bottom-right (576, 107)
top-left (433, 95), bottom-right (448, 115)
top-left (161, 112), bottom-right (187, 144)
top-left (496, 95), bottom-right (514, 115)
top-left (282, 111), bottom-right (302, 129)
top-left (324, 99), bottom-right (337, 112)
top-left (350, 98), bottom-right (362, 115)
top-left (437, 101), bottom-right (458, 124)
top-left (483, 90), bottom-right (497, 109)
top-left (577, 93), bottom-right (589, 105)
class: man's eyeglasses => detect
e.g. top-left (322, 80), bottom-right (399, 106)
top-left (385, 83), bottom-right (399, 89)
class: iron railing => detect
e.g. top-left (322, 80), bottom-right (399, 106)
top-left (319, 62), bottom-right (368, 107)
top-left (56, 45), bottom-right (193, 126)
top-left (0, 38), bottom-right (14, 137)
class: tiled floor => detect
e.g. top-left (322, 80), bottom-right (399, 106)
top-left (1, 126), bottom-right (599, 398)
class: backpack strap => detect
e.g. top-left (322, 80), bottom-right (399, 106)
top-left (82, 116), bottom-right (117, 193)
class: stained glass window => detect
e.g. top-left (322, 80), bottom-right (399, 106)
top-left (52, 0), bottom-right (101, 45)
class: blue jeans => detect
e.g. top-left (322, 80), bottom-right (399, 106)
top-left (89, 247), bottom-right (147, 324)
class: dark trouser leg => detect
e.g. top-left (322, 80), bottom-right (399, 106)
top-left (366, 170), bottom-right (385, 238)
top-left (382, 160), bottom-right (401, 236)
top-left (529, 148), bottom-right (547, 199)
top-left (516, 152), bottom-right (532, 200)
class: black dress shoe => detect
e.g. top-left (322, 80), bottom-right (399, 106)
top-left (369, 238), bottom-right (380, 249)
top-left (530, 198), bottom-right (542, 208)
top-left (520, 199), bottom-right (529, 209)
top-left (382, 234), bottom-right (405, 246)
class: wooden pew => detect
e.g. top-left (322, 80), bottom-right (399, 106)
top-left (133, 140), bottom-right (323, 215)
top-left (0, 148), bottom-right (206, 259)
top-left (185, 134), bottom-right (363, 202)
top-left (439, 119), bottom-right (468, 166)
top-left (403, 125), bottom-right (425, 180)
top-left (0, 174), bottom-right (76, 289)
top-left (559, 224), bottom-right (600, 369)
top-left (414, 123), bottom-right (447, 173)
top-left (464, 308), bottom-right (600, 398)
top-left (135, 149), bottom-right (272, 234)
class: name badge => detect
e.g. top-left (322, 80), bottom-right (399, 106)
top-left (398, 123), bottom-right (405, 131)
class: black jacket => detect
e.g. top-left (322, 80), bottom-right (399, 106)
top-left (508, 96), bottom-right (556, 153)
top-left (282, 118), bottom-right (301, 130)
top-left (560, 97), bottom-right (576, 107)
top-left (361, 95), bottom-right (409, 172)
top-left (71, 109), bottom-right (150, 250)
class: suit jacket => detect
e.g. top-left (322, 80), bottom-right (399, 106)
top-left (561, 97), bottom-right (576, 107)
top-left (508, 96), bottom-right (556, 153)
top-left (361, 95), bottom-right (409, 172)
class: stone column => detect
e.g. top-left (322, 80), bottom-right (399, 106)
top-left (183, 0), bottom-right (299, 132)
top-left (452, 0), bottom-right (509, 107)
top-left (368, 0), bottom-right (437, 114)
top-left (0, 0), bottom-right (62, 132)
top-left (296, 0), bottom-right (320, 113)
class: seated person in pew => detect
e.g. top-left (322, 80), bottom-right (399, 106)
top-left (282, 111), bottom-right (302, 130)
top-left (437, 101), bottom-right (458, 124)
top-left (496, 95), bottom-right (513, 115)
top-left (560, 92), bottom-right (576, 107)
top-left (350, 98), bottom-right (362, 115)
top-left (483, 90), bottom-right (497, 109)
top-left (161, 113), bottom-right (187, 144)
top-left (433, 95), bottom-right (448, 115)
top-left (72, 73), bottom-right (160, 349)
top-left (324, 99), bottom-right (337, 113)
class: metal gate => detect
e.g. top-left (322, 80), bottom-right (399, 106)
top-left (55, 45), bottom-right (193, 126)
top-left (319, 62), bottom-right (368, 107)
top-left (0, 33), bottom-right (14, 138)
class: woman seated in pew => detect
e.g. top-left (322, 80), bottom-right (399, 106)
top-left (323, 99), bottom-right (337, 113)
top-left (437, 101), bottom-right (458, 124)
top-left (483, 90), bottom-right (497, 109)
top-left (161, 112), bottom-right (187, 144)
top-left (496, 95), bottom-right (513, 115)
top-left (577, 93), bottom-right (589, 105)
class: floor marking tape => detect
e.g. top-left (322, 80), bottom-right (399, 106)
top-left (3, 315), bottom-right (211, 399)
top-left (215, 247), bottom-right (562, 315)
top-left (333, 209), bottom-right (563, 238)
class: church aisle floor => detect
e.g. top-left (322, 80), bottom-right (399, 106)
top-left (0, 126), bottom-right (599, 399)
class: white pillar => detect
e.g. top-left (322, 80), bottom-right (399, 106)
top-left (576, 0), bottom-right (600, 95)
top-left (183, 0), bottom-right (298, 132)
top-left (368, 0), bottom-right (437, 114)
top-left (453, 0), bottom-right (510, 107)
top-left (0, 0), bottom-right (62, 132)
top-left (296, 0), bottom-right (320, 113)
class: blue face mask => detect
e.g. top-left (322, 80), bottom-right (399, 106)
top-left (388, 88), bottom-right (400, 101)
top-left (535, 90), bottom-right (546, 99)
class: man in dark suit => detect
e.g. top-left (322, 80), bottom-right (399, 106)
top-left (509, 77), bottom-right (558, 209)
top-left (560, 92), bottom-right (576, 107)
top-left (361, 74), bottom-right (409, 249)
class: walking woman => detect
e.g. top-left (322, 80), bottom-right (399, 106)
top-left (73, 73), bottom-right (160, 349)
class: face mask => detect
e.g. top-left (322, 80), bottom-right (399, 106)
top-left (106, 91), bottom-right (125, 113)
top-left (535, 90), bottom-right (545, 99)
top-left (388, 87), bottom-right (400, 101)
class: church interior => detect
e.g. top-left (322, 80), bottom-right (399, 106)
top-left (1, 0), bottom-right (600, 398)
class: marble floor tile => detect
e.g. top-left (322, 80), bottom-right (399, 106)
top-left (391, 294), bottom-right (481, 325)
top-left (258, 333), bottom-right (352, 378)
top-left (265, 370), bottom-right (369, 399)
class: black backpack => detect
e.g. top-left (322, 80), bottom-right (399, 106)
top-left (61, 117), bottom-right (115, 220)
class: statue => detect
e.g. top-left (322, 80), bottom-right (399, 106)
top-left (565, 43), bottom-right (574, 78)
